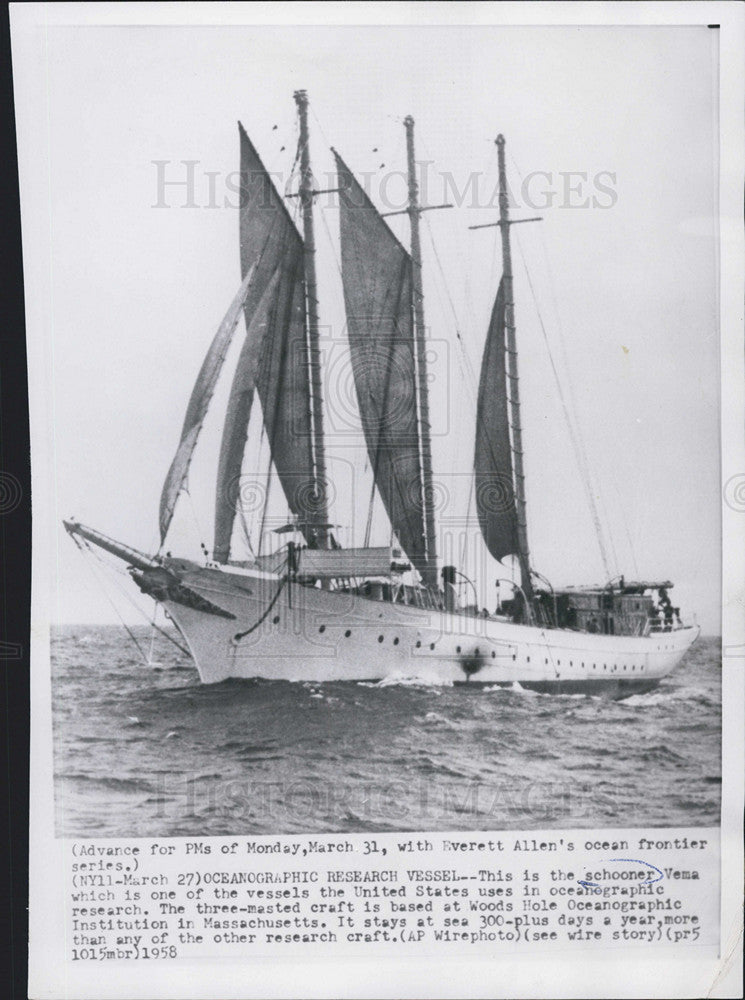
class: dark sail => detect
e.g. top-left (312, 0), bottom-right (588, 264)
top-left (159, 268), bottom-right (256, 544)
top-left (474, 278), bottom-right (519, 561)
top-left (333, 151), bottom-right (428, 577)
top-left (213, 125), bottom-right (317, 562)
top-left (213, 266), bottom-right (283, 562)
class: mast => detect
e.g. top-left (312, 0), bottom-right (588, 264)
top-left (293, 90), bottom-right (329, 548)
top-left (495, 134), bottom-right (533, 607)
top-left (404, 115), bottom-right (438, 590)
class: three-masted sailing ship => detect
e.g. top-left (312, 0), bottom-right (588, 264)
top-left (65, 91), bottom-right (699, 694)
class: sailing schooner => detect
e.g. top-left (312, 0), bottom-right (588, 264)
top-left (65, 91), bottom-right (699, 694)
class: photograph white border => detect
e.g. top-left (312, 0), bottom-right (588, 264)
top-left (12, 3), bottom-right (743, 998)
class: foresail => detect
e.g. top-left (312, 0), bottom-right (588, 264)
top-left (213, 267), bottom-right (283, 563)
top-left (474, 278), bottom-right (519, 561)
top-left (333, 151), bottom-right (428, 577)
top-left (212, 126), bottom-right (317, 563)
top-left (158, 267), bottom-right (256, 544)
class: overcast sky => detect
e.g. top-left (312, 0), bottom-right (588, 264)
top-left (20, 22), bottom-right (721, 630)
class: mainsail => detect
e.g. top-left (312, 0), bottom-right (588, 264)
top-left (158, 267), bottom-right (256, 544)
top-left (333, 151), bottom-right (429, 579)
top-left (213, 125), bottom-right (319, 563)
top-left (474, 277), bottom-right (519, 562)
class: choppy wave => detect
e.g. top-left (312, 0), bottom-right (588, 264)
top-left (420, 711), bottom-right (463, 730)
top-left (374, 672), bottom-right (454, 688)
top-left (51, 626), bottom-right (721, 837)
top-left (58, 773), bottom-right (156, 794)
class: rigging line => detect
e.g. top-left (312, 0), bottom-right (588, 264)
top-left (420, 128), bottom-right (496, 341)
top-left (464, 461), bottom-right (476, 555)
top-left (144, 612), bottom-right (191, 658)
top-left (308, 104), bottom-right (332, 166)
top-left (363, 474), bottom-right (377, 548)
top-left (596, 479), bottom-right (622, 578)
top-left (79, 537), bottom-right (195, 659)
top-left (187, 491), bottom-right (207, 557)
top-left (316, 187), bottom-right (344, 280)
top-left (286, 127), bottom-right (302, 195)
top-left (609, 467), bottom-right (640, 577)
top-left (243, 420), bottom-right (268, 557)
top-left (81, 540), bottom-right (193, 657)
top-left (512, 230), bottom-right (613, 581)
top-left (422, 212), bottom-right (479, 403)
top-left (421, 212), bottom-right (482, 488)
top-left (237, 441), bottom-right (259, 560)
top-left (232, 558), bottom-right (289, 640)
top-left (461, 145), bottom-right (500, 344)
top-left (70, 528), bottom-right (178, 642)
top-left (70, 538), bottom-right (150, 663)
top-left (256, 423), bottom-right (275, 558)
top-left (237, 499), bottom-right (256, 560)
top-left (507, 150), bottom-right (620, 576)
top-left (421, 183), bottom-right (516, 572)
top-left (146, 602), bottom-right (161, 664)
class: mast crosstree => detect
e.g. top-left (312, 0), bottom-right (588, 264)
top-left (382, 117), bottom-right (452, 589)
top-left (470, 134), bottom-right (542, 611)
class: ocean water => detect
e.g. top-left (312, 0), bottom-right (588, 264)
top-left (51, 626), bottom-right (721, 838)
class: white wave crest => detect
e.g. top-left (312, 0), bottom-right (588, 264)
top-left (421, 711), bottom-right (461, 730)
top-left (374, 672), bottom-right (453, 688)
top-left (622, 687), bottom-right (697, 707)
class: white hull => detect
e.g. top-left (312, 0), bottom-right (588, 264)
top-left (162, 563), bottom-right (699, 694)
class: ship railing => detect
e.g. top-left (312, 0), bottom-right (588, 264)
top-left (645, 619), bottom-right (687, 636)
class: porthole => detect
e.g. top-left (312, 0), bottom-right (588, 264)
top-left (272, 615), bottom-right (280, 625)
top-left (344, 630), bottom-right (351, 638)
top-left (456, 645), bottom-right (461, 653)
top-left (491, 651), bottom-right (496, 658)
top-left (393, 637), bottom-right (399, 646)
top-left (527, 656), bottom-right (530, 663)
top-left (378, 635), bottom-right (384, 643)
top-left (319, 625), bottom-right (326, 633)
top-left (429, 642), bottom-right (435, 650)
top-left (512, 653), bottom-right (516, 661)
top-left (415, 640), bottom-right (421, 648)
